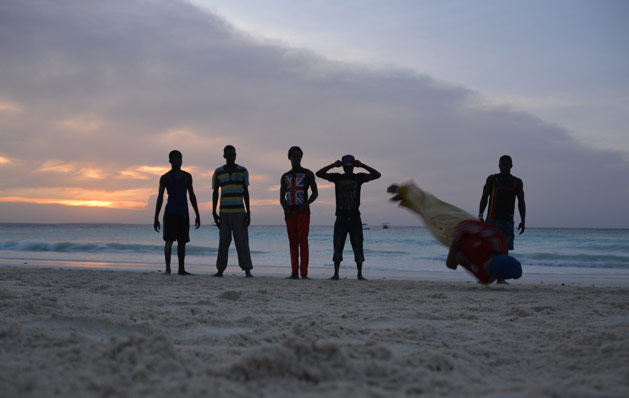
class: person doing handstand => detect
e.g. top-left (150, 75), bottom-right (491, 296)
top-left (388, 182), bottom-right (522, 284)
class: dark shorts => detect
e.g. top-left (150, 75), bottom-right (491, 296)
top-left (488, 219), bottom-right (514, 250)
top-left (333, 214), bottom-right (364, 263)
top-left (163, 213), bottom-right (190, 243)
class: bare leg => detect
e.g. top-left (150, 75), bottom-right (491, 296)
top-left (357, 262), bottom-right (367, 281)
top-left (331, 261), bottom-right (340, 280)
top-left (164, 241), bottom-right (173, 274)
top-left (177, 242), bottom-right (191, 275)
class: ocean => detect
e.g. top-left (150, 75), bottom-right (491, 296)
top-left (1, 223), bottom-right (628, 278)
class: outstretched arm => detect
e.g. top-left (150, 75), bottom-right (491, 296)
top-left (316, 160), bottom-right (342, 181)
top-left (446, 236), bottom-right (464, 269)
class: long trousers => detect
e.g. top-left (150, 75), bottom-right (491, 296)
top-left (394, 181), bottom-right (474, 247)
top-left (216, 212), bottom-right (252, 271)
top-left (285, 210), bottom-right (310, 275)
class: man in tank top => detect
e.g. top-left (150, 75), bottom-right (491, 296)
top-left (478, 155), bottom-right (526, 283)
top-left (153, 150), bottom-right (201, 275)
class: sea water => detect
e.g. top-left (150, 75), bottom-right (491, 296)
top-left (1, 223), bottom-right (628, 277)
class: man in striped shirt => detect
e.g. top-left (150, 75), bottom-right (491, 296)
top-left (212, 145), bottom-right (253, 277)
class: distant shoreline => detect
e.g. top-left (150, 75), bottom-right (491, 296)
top-left (3, 260), bottom-right (629, 287)
top-left (2, 222), bottom-right (629, 230)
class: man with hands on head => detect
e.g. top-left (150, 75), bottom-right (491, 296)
top-left (317, 155), bottom-right (381, 281)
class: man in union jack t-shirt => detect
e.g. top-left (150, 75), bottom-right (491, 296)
top-left (280, 146), bottom-right (318, 279)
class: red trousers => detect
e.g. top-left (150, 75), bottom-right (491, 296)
top-left (285, 210), bottom-right (310, 275)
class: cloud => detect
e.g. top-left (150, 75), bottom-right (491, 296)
top-left (55, 114), bottom-right (104, 134)
top-left (0, 156), bottom-right (13, 165)
top-left (0, 0), bottom-right (628, 227)
top-left (0, 100), bottom-right (23, 113)
top-left (35, 160), bottom-right (77, 174)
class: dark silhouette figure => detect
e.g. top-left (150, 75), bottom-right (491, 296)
top-left (478, 155), bottom-right (526, 284)
top-left (212, 145), bottom-right (253, 277)
top-left (280, 146), bottom-right (318, 280)
top-left (388, 182), bottom-right (522, 284)
top-left (316, 155), bottom-right (381, 280)
top-left (154, 150), bottom-right (201, 275)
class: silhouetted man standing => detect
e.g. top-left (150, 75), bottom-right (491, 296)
top-left (212, 145), bottom-right (253, 277)
top-left (317, 155), bottom-right (380, 280)
top-left (479, 155), bottom-right (526, 283)
top-left (154, 150), bottom-right (201, 275)
top-left (280, 146), bottom-right (318, 279)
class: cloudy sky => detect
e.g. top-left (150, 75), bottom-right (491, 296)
top-left (1, 0), bottom-right (628, 228)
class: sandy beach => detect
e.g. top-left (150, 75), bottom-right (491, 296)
top-left (1, 265), bottom-right (628, 397)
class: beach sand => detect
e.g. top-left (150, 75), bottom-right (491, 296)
top-left (1, 265), bottom-right (628, 397)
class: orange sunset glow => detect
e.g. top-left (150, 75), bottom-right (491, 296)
top-left (0, 187), bottom-right (154, 210)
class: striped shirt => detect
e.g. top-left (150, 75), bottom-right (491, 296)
top-left (484, 174), bottom-right (523, 221)
top-left (212, 165), bottom-right (249, 213)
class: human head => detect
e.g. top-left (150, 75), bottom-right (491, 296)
top-left (488, 254), bottom-right (522, 280)
top-left (288, 146), bottom-right (303, 168)
top-left (169, 150), bottom-right (182, 168)
top-left (342, 154), bottom-right (355, 174)
top-left (499, 155), bottom-right (513, 174)
top-left (223, 145), bottom-right (236, 165)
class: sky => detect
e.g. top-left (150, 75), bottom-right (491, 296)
top-left (1, 0), bottom-right (628, 228)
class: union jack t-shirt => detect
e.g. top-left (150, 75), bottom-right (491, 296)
top-left (284, 172), bottom-right (306, 206)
